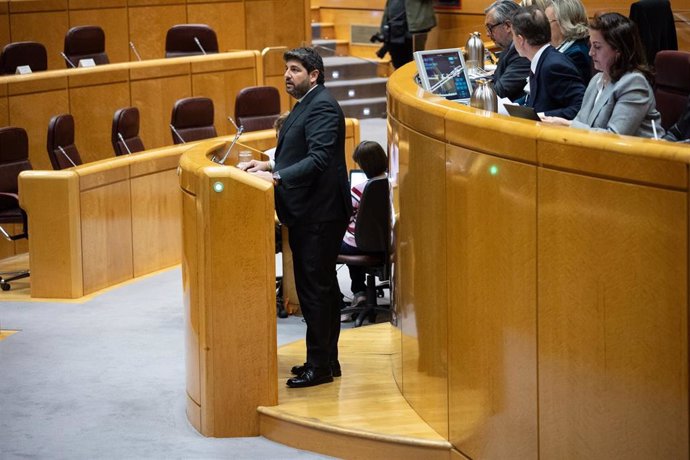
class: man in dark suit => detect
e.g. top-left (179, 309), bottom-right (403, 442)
top-left (511, 5), bottom-right (585, 119)
top-left (484, 0), bottom-right (530, 101)
top-left (242, 47), bottom-right (351, 388)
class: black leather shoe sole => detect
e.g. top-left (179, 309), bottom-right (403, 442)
top-left (291, 362), bottom-right (341, 377)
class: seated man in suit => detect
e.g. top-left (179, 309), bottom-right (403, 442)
top-left (511, 5), bottom-right (585, 119)
top-left (663, 96), bottom-right (690, 142)
top-left (484, 0), bottom-right (531, 101)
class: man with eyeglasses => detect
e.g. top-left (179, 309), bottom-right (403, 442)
top-left (484, 0), bottom-right (531, 100)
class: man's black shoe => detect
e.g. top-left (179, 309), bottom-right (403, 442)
top-left (286, 367), bottom-right (333, 388)
top-left (291, 361), bottom-right (341, 377)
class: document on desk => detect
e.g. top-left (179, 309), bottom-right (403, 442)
top-left (498, 97), bottom-right (513, 116)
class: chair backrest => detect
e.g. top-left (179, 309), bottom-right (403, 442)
top-left (234, 86), bottom-right (281, 132)
top-left (165, 24), bottom-right (219, 58)
top-left (0, 127), bottom-right (32, 196)
top-left (654, 50), bottom-right (690, 130)
top-left (112, 107), bottom-right (145, 155)
top-left (0, 41), bottom-right (47, 74)
top-left (64, 25), bottom-right (109, 67)
top-left (46, 114), bottom-right (83, 170)
top-left (629, 0), bottom-right (677, 68)
top-left (170, 97), bottom-right (217, 144)
top-left (355, 178), bottom-right (390, 253)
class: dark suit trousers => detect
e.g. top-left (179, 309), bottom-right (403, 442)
top-left (289, 219), bottom-right (348, 369)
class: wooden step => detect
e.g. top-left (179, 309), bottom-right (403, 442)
top-left (258, 323), bottom-right (453, 459)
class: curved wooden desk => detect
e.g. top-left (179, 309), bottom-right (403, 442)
top-left (388, 62), bottom-right (689, 459)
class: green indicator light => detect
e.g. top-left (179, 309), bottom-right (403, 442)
top-left (489, 165), bottom-right (499, 176)
top-left (213, 181), bottom-right (224, 193)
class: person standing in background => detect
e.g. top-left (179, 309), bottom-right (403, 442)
top-left (376, 0), bottom-right (437, 68)
top-left (242, 47), bottom-right (351, 388)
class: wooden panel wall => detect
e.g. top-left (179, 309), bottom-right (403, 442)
top-left (0, 0), bottom-right (310, 66)
top-left (0, 51), bottom-right (260, 171)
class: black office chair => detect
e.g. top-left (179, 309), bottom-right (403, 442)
top-left (337, 178), bottom-right (391, 327)
top-left (0, 41), bottom-right (48, 74)
top-left (0, 126), bottom-right (31, 291)
top-left (63, 25), bottom-right (109, 67)
top-left (112, 107), bottom-right (145, 155)
top-left (170, 97), bottom-right (217, 144)
top-left (165, 24), bottom-right (219, 58)
top-left (234, 86), bottom-right (281, 132)
top-left (47, 114), bottom-right (83, 170)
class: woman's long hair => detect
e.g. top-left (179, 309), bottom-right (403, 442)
top-left (590, 12), bottom-right (652, 83)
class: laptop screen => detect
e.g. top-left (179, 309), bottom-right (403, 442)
top-left (349, 169), bottom-right (368, 188)
top-left (414, 48), bottom-right (473, 101)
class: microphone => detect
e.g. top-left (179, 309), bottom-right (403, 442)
top-left (429, 64), bottom-right (464, 93)
top-left (193, 37), bottom-right (207, 55)
top-left (216, 125), bottom-right (244, 165)
top-left (57, 146), bottom-right (77, 167)
top-left (117, 132), bottom-right (133, 154)
top-left (129, 42), bottom-right (142, 62)
top-left (227, 116), bottom-right (241, 133)
top-left (60, 52), bottom-right (76, 68)
top-left (169, 124), bottom-right (186, 144)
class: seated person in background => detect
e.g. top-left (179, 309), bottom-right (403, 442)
top-left (484, 0), bottom-right (531, 101)
top-left (542, 13), bottom-right (664, 138)
top-left (263, 111), bottom-right (289, 160)
top-left (545, 0), bottom-right (592, 82)
top-left (512, 5), bottom-right (585, 119)
top-left (663, 96), bottom-right (690, 142)
top-left (340, 141), bottom-right (388, 311)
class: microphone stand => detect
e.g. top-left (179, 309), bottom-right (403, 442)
top-left (57, 146), bottom-right (77, 167)
top-left (118, 133), bottom-right (133, 154)
top-left (60, 52), bottom-right (76, 68)
top-left (193, 37), bottom-right (207, 55)
top-left (216, 126), bottom-right (244, 165)
top-left (169, 124), bottom-right (186, 144)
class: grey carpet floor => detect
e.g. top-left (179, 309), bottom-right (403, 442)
top-left (0, 268), bottom-right (337, 459)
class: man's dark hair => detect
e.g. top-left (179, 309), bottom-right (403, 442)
top-left (485, 0), bottom-right (523, 23)
top-left (589, 12), bottom-right (652, 83)
top-left (353, 141), bottom-right (387, 178)
top-left (283, 47), bottom-right (325, 85)
top-left (511, 5), bottom-right (551, 46)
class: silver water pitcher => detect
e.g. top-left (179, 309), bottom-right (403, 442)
top-left (465, 32), bottom-right (485, 70)
top-left (470, 79), bottom-right (498, 112)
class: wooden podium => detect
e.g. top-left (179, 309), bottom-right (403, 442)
top-left (179, 140), bottom-right (277, 437)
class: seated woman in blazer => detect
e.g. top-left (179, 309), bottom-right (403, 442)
top-left (541, 12), bottom-right (664, 138)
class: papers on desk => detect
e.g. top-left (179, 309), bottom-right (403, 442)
top-left (498, 98), bottom-right (513, 116)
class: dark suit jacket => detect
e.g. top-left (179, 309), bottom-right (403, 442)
top-left (561, 38), bottom-right (592, 83)
top-left (274, 84), bottom-right (352, 227)
top-left (663, 96), bottom-right (690, 142)
top-left (492, 42), bottom-right (531, 101)
top-left (526, 45), bottom-right (585, 119)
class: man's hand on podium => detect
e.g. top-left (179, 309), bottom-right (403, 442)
top-left (238, 159), bottom-right (274, 183)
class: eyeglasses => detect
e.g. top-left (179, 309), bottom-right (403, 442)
top-left (485, 22), bottom-right (505, 34)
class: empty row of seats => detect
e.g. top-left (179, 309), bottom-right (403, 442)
top-left (26, 85), bottom-right (281, 170)
top-left (0, 24), bottom-right (219, 74)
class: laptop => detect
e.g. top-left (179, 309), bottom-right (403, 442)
top-left (504, 103), bottom-right (542, 121)
top-left (349, 169), bottom-right (368, 188)
top-left (413, 48), bottom-right (474, 104)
